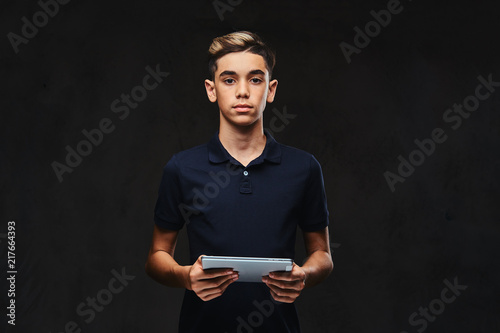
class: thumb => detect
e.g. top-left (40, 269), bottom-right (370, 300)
top-left (197, 254), bottom-right (206, 264)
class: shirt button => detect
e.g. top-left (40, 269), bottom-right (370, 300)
top-left (243, 171), bottom-right (249, 176)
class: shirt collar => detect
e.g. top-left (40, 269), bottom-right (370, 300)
top-left (208, 130), bottom-right (282, 165)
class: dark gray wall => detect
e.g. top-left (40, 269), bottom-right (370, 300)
top-left (1, 0), bottom-right (499, 332)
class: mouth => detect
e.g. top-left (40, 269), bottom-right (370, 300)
top-left (233, 104), bottom-right (253, 112)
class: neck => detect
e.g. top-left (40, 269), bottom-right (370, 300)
top-left (218, 118), bottom-right (266, 167)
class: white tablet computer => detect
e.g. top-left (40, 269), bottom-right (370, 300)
top-left (201, 256), bottom-right (294, 283)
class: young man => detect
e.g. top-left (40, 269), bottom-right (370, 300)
top-left (146, 31), bottom-right (333, 332)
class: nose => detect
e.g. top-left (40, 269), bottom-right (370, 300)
top-left (236, 81), bottom-right (250, 99)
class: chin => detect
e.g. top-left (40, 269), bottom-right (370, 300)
top-left (222, 112), bottom-right (260, 127)
top-left (233, 120), bottom-right (258, 128)
top-left (231, 117), bottom-right (260, 128)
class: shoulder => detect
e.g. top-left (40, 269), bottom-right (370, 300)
top-left (276, 142), bottom-right (325, 181)
top-left (278, 143), bottom-right (320, 166)
top-left (162, 142), bottom-right (209, 173)
top-left (172, 143), bottom-right (208, 164)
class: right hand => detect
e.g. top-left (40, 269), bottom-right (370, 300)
top-left (187, 255), bottom-right (239, 301)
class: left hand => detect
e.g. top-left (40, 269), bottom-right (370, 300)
top-left (262, 263), bottom-right (306, 303)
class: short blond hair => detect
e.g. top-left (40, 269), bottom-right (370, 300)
top-left (208, 31), bottom-right (276, 80)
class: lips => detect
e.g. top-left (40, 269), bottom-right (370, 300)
top-left (233, 104), bottom-right (253, 112)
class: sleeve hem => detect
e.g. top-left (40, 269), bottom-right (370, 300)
top-left (299, 219), bottom-right (329, 232)
top-left (154, 217), bottom-right (184, 231)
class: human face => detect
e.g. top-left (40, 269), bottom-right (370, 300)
top-left (205, 51), bottom-right (278, 128)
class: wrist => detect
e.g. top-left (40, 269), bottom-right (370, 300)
top-left (179, 265), bottom-right (192, 290)
top-left (301, 265), bottom-right (311, 288)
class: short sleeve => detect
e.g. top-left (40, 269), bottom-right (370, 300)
top-left (154, 155), bottom-right (185, 230)
top-left (298, 155), bottom-right (330, 232)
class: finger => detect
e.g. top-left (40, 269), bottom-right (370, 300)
top-left (269, 288), bottom-right (295, 303)
top-left (201, 272), bottom-right (238, 289)
top-left (263, 277), bottom-right (303, 291)
top-left (195, 255), bottom-right (233, 273)
top-left (269, 271), bottom-right (303, 282)
top-left (200, 290), bottom-right (223, 302)
top-left (210, 273), bottom-right (239, 288)
top-left (198, 274), bottom-right (239, 300)
top-left (196, 254), bottom-right (206, 264)
top-left (265, 282), bottom-right (301, 298)
top-left (197, 285), bottom-right (224, 301)
top-left (199, 268), bottom-right (235, 279)
top-left (215, 273), bottom-right (239, 292)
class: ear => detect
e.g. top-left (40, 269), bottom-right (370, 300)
top-left (205, 79), bottom-right (217, 103)
top-left (266, 79), bottom-right (278, 103)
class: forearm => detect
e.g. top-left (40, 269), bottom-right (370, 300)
top-left (145, 250), bottom-right (192, 289)
top-left (300, 250), bottom-right (333, 288)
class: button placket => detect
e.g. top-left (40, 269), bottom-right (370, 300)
top-left (240, 169), bottom-right (252, 194)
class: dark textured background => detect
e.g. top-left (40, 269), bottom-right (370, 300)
top-left (1, 0), bottom-right (500, 332)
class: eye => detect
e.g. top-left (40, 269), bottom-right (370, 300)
top-left (224, 78), bottom-right (235, 84)
top-left (250, 77), bottom-right (263, 84)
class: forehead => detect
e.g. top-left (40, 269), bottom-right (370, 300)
top-left (215, 51), bottom-right (267, 75)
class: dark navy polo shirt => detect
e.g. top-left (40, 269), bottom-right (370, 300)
top-left (154, 130), bottom-right (329, 333)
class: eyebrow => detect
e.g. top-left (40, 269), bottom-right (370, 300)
top-left (249, 69), bottom-right (265, 75)
top-left (219, 69), bottom-right (266, 77)
top-left (219, 70), bottom-right (237, 77)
